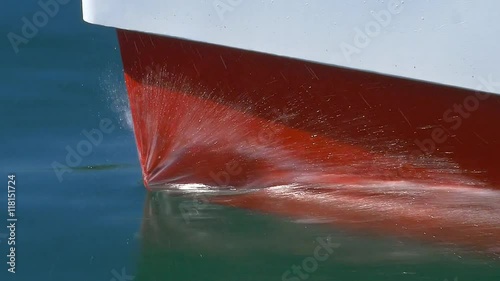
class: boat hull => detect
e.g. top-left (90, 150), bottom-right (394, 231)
top-left (117, 29), bottom-right (500, 190)
top-left (112, 27), bottom-right (500, 256)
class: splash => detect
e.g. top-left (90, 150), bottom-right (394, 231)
top-left (125, 69), bottom-right (485, 192)
top-left (100, 66), bottom-right (134, 131)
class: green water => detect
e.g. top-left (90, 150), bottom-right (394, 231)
top-left (1, 1), bottom-right (499, 280)
top-left (134, 192), bottom-right (499, 281)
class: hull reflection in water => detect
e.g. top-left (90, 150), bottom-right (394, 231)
top-left (136, 191), bottom-right (499, 281)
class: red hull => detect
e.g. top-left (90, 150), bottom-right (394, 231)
top-left (117, 30), bottom-right (500, 254)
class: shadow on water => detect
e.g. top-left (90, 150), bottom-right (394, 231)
top-left (134, 190), bottom-right (500, 281)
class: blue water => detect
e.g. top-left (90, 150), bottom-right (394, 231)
top-left (1, 1), bottom-right (500, 281)
top-left (1, 1), bottom-right (143, 280)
